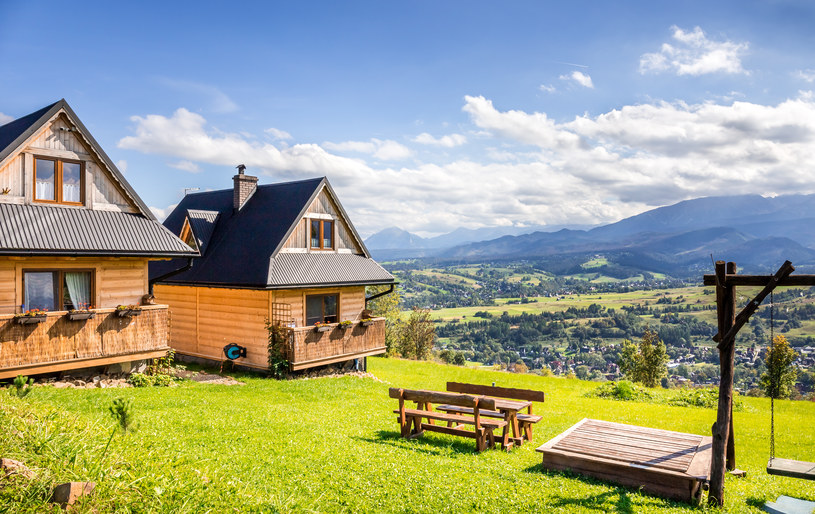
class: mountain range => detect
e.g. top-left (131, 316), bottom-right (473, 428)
top-left (364, 194), bottom-right (815, 276)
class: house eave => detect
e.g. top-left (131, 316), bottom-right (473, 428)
top-left (153, 278), bottom-right (396, 290)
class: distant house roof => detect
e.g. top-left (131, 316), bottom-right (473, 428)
top-left (0, 101), bottom-right (196, 258)
top-left (150, 177), bottom-right (395, 289)
top-left (0, 203), bottom-right (197, 257)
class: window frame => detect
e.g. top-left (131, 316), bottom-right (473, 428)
top-left (305, 293), bottom-right (340, 326)
top-left (22, 268), bottom-right (96, 312)
top-left (309, 219), bottom-right (335, 250)
top-left (33, 156), bottom-right (85, 206)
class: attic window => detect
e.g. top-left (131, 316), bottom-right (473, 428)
top-left (180, 219), bottom-right (198, 251)
top-left (310, 219), bottom-right (334, 250)
top-left (34, 157), bottom-right (83, 205)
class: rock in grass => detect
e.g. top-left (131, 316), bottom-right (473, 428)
top-left (51, 481), bottom-right (95, 507)
top-left (0, 458), bottom-right (35, 480)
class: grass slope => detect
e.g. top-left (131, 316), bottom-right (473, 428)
top-left (1, 358), bottom-right (814, 513)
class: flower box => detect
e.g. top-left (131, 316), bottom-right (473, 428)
top-left (15, 314), bottom-right (47, 325)
top-left (338, 322), bottom-right (353, 330)
top-left (117, 309), bottom-right (142, 318)
top-left (68, 311), bottom-right (96, 321)
top-left (314, 325), bottom-right (331, 333)
top-left (360, 320), bottom-right (374, 327)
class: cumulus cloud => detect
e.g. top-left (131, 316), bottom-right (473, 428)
top-left (0, 113), bottom-right (13, 125)
top-left (560, 71), bottom-right (594, 88)
top-left (323, 138), bottom-right (412, 160)
top-left (169, 160), bottom-right (201, 173)
top-left (412, 132), bottom-right (467, 147)
top-left (149, 204), bottom-right (177, 221)
top-left (265, 127), bottom-right (292, 140)
top-left (640, 26), bottom-right (748, 76)
top-left (120, 93), bottom-right (815, 235)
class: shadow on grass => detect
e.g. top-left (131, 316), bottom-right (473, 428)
top-left (354, 430), bottom-right (493, 456)
top-left (524, 463), bottom-right (696, 512)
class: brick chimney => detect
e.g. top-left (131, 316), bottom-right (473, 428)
top-left (233, 164), bottom-right (258, 210)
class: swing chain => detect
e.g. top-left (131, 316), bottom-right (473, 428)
top-left (769, 290), bottom-right (775, 461)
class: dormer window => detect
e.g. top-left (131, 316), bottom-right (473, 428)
top-left (34, 156), bottom-right (83, 205)
top-left (310, 219), bottom-right (334, 250)
top-left (180, 218), bottom-right (198, 251)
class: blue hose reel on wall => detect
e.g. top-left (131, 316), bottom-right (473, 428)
top-left (223, 343), bottom-right (247, 360)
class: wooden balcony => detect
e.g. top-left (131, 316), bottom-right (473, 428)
top-left (288, 318), bottom-right (386, 371)
top-left (0, 305), bottom-right (170, 380)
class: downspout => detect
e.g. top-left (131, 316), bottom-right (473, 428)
top-left (364, 283), bottom-right (395, 309)
top-left (148, 257), bottom-right (194, 295)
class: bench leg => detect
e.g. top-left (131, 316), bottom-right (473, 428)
top-left (523, 421), bottom-right (533, 441)
top-left (475, 428), bottom-right (485, 452)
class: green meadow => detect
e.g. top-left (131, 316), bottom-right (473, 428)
top-left (2, 358), bottom-right (814, 513)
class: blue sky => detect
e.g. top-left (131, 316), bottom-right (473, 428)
top-left (2, 1), bottom-right (815, 236)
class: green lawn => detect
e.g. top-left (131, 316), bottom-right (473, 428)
top-left (1, 358), bottom-right (814, 513)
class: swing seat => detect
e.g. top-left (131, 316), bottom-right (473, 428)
top-left (767, 458), bottom-right (815, 481)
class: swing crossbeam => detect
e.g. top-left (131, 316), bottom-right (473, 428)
top-left (767, 458), bottom-right (815, 481)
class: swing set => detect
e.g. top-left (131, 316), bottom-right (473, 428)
top-left (703, 260), bottom-right (815, 507)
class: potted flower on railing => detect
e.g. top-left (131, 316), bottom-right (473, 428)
top-left (313, 321), bottom-right (331, 333)
top-left (338, 320), bottom-right (353, 330)
top-left (67, 302), bottom-right (95, 321)
top-left (360, 317), bottom-right (374, 327)
top-left (14, 309), bottom-right (48, 325)
top-left (116, 305), bottom-right (143, 318)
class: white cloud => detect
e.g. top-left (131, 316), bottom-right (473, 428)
top-left (168, 160), bottom-right (201, 173)
top-left (640, 26), bottom-right (748, 76)
top-left (149, 204), bottom-right (177, 221)
top-left (560, 71), bottom-right (594, 89)
top-left (412, 132), bottom-right (467, 147)
top-left (795, 69), bottom-right (815, 83)
top-left (539, 84), bottom-right (556, 93)
top-left (121, 92), bottom-right (815, 236)
top-left (323, 138), bottom-right (412, 160)
top-left (265, 127), bottom-right (292, 140)
top-left (0, 113), bottom-right (13, 125)
top-left (116, 160), bottom-right (128, 174)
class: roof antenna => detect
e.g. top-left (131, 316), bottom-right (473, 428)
top-left (236, 164), bottom-right (246, 175)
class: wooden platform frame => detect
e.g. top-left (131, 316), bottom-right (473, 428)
top-left (536, 418), bottom-right (712, 505)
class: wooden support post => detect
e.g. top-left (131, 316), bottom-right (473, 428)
top-left (709, 261), bottom-right (736, 507)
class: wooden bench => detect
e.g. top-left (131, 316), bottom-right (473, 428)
top-left (388, 387), bottom-right (507, 452)
top-left (437, 382), bottom-right (545, 445)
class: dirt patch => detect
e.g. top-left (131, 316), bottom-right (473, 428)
top-left (190, 373), bottom-right (244, 386)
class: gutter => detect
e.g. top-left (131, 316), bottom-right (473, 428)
top-left (148, 257), bottom-right (195, 294)
top-left (364, 283), bottom-right (395, 309)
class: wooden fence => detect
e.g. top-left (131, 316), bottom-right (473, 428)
top-left (0, 305), bottom-right (170, 379)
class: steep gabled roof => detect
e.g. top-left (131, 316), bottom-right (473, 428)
top-left (151, 177), bottom-right (394, 288)
top-left (186, 209), bottom-right (219, 254)
top-left (0, 99), bottom-right (155, 220)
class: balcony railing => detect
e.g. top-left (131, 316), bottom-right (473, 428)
top-left (0, 305), bottom-right (170, 379)
top-left (287, 317), bottom-right (386, 371)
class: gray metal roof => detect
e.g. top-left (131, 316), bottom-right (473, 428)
top-left (266, 252), bottom-right (394, 288)
top-left (0, 203), bottom-right (199, 257)
top-left (187, 209), bottom-right (219, 254)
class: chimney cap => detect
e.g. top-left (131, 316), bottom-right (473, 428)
top-left (236, 164), bottom-right (246, 175)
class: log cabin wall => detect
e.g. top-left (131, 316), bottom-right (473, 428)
top-left (281, 187), bottom-right (362, 253)
top-left (0, 256), bottom-right (149, 315)
top-left (154, 284), bottom-right (368, 369)
top-left (0, 112), bottom-right (138, 213)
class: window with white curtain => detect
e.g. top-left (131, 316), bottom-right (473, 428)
top-left (22, 270), bottom-right (93, 311)
top-left (34, 157), bottom-right (83, 205)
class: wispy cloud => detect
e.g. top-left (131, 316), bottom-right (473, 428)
top-left (539, 84), bottom-right (556, 93)
top-left (412, 132), bottom-right (467, 147)
top-left (640, 26), bottom-right (748, 76)
top-left (168, 160), bottom-right (201, 173)
top-left (560, 71), bottom-right (594, 89)
top-left (0, 113), bottom-right (13, 125)
top-left (795, 69), bottom-right (815, 83)
top-left (265, 127), bottom-right (292, 140)
top-left (323, 138), bottom-right (412, 160)
top-left (158, 78), bottom-right (239, 113)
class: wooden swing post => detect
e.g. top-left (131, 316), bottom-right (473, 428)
top-left (702, 260), bottom-right (807, 507)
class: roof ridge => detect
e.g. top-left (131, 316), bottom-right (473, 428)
top-left (183, 176), bottom-right (324, 196)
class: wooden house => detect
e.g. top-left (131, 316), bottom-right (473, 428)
top-left (151, 170), bottom-right (395, 371)
top-left (0, 100), bottom-right (198, 380)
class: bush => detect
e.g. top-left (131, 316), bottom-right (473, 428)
top-left (128, 373), bottom-right (176, 387)
top-left (587, 380), bottom-right (652, 401)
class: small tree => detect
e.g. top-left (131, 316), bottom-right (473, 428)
top-left (760, 335), bottom-right (798, 399)
top-left (618, 328), bottom-right (668, 388)
top-left (397, 307), bottom-right (435, 360)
